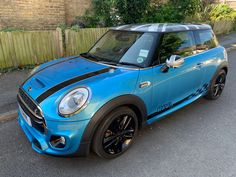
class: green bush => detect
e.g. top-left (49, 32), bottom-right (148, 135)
top-left (0, 28), bottom-right (24, 32)
top-left (184, 4), bottom-right (213, 24)
top-left (79, 0), bottom-right (236, 30)
top-left (210, 4), bottom-right (236, 22)
top-left (82, 0), bottom-right (150, 27)
top-left (116, 0), bottom-right (150, 24)
top-left (144, 4), bottom-right (185, 23)
top-left (143, 0), bottom-right (201, 23)
top-left (81, 0), bottom-right (118, 27)
top-left (169, 0), bottom-right (201, 16)
top-left (184, 3), bottom-right (236, 32)
top-left (70, 25), bottom-right (80, 32)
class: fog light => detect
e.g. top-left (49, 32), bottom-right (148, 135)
top-left (50, 135), bottom-right (66, 149)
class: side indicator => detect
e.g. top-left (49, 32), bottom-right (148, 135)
top-left (139, 81), bottom-right (151, 88)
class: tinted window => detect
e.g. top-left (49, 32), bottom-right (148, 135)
top-left (159, 31), bottom-right (195, 64)
top-left (194, 30), bottom-right (218, 52)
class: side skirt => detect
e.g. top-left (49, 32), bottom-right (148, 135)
top-left (147, 92), bottom-right (205, 125)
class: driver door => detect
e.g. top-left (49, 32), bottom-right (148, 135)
top-left (151, 31), bottom-right (204, 116)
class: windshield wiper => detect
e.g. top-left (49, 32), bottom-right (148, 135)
top-left (118, 62), bottom-right (142, 68)
top-left (81, 53), bottom-right (141, 68)
top-left (98, 60), bottom-right (118, 66)
top-left (80, 53), bottom-right (98, 61)
top-left (81, 53), bottom-right (116, 65)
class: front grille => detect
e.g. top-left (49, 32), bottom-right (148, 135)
top-left (18, 88), bottom-right (46, 133)
top-left (18, 88), bottom-right (43, 118)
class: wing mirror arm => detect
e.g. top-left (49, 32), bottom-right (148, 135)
top-left (160, 64), bottom-right (169, 73)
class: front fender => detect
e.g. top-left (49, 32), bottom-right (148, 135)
top-left (77, 94), bottom-right (148, 156)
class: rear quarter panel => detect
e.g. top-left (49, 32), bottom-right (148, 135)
top-left (199, 46), bottom-right (227, 84)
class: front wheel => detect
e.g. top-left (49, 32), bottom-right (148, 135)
top-left (205, 69), bottom-right (227, 100)
top-left (92, 107), bottom-right (138, 159)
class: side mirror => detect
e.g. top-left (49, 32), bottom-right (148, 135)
top-left (166, 55), bottom-right (184, 68)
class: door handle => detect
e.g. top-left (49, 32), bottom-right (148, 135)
top-left (139, 81), bottom-right (151, 88)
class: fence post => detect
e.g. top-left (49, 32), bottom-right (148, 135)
top-left (65, 29), bottom-right (69, 56)
top-left (56, 27), bottom-right (64, 57)
top-left (7, 32), bottom-right (18, 67)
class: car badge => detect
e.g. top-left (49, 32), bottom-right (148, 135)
top-left (34, 109), bottom-right (39, 115)
top-left (28, 86), bottom-right (32, 92)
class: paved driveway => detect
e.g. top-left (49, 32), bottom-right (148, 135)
top-left (0, 50), bottom-right (236, 177)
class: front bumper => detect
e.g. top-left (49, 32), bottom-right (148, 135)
top-left (18, 110), bottom-right (90, 156)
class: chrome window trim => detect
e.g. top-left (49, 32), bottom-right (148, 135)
top-left (80, 45), bottom-right (221, 71)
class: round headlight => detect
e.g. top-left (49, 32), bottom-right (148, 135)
top-left (58, 87), bottom-right (90, 117)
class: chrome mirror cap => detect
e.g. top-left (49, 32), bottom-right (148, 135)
top-left (166, 55), bottom-right (184, 68)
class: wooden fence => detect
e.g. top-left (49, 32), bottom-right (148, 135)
top-left (0, 24), bottom-right (234, 70)
top-left (0, 28), bottom-right (109, 70)
top-left (213, 20), bottom-right (235, 34)
top-left (0, 29), bottom-right (63, 70)
top-left (65, 28), bottom-right (109, 56)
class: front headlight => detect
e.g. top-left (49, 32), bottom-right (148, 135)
top-left (58, 87), bottom-right (90, 117)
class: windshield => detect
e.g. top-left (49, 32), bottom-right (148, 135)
top-left (84, 30), bottom-right (158, 68)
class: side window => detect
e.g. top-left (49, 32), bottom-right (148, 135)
top-left (159, 31), bottom-right (196, 64)
top-left (194, 30), bottom-right (218, 53)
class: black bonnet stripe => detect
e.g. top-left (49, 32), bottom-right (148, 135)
top-left (21, 56), bottom-right (79, 86)
top-left (36, 67), bottom-right (112, 103)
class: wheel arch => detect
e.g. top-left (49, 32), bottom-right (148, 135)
top-left (222, 66), bottom-right (228, 74)
top-left (204, 61), bottom-right (228, 100)
top-left (77, 94), bottom-right (148, 156)
top-left (217, 61), bottom-right (228, 74)
top-left (208, 61), bottom-right (228, 88)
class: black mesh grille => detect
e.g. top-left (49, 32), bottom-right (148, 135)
top-left (18, 88), bottom-right (46, 133)
top-left (18, 88), bottom-right (43, 118)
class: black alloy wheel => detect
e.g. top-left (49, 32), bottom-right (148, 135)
top-left (93, 107), bottom-right (138, 159)
top-left (205, 69), bottom-right (227, 100)
top-left (102, 114), bottom-right (136, 155)
top-left (213, 72), bottom-right (226, 97)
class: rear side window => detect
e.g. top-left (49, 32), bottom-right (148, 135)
top-left (194, 30), bottom-right (218, 52)
top-left (159, 31), bottom-right (196, 64)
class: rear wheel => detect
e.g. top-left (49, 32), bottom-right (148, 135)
top-left (92, 107), bottom-right (138, 159)
top-left (205, 70), bottom-right (226, 100)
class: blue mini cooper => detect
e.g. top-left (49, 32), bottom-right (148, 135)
top-left (17, 23), bottom-right (228, 159)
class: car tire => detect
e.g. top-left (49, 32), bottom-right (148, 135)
top-left (92, 107), bottom-right (138, 159)
top-left (204, 69), bottom-right (227, 100)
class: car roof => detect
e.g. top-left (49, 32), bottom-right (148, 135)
top-left (112, 23), bottom-right (212, 33)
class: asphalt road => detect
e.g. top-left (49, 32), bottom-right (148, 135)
top-left (0, 70), bottom-right (28, 114)
top-left (1, 50), bottom-right (236, 177)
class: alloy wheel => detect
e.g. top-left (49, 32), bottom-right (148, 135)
top-left (213, 73), bottom-right (226, 97)
top-left (102, 114), bottom-right (136, 155)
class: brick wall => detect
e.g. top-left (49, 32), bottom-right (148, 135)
top-left (0, 0), bottom-right (91, 30)
top-left (65, 0), bottom-right (92, 25)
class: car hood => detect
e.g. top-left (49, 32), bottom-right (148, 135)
top-left (21, 56), bottom-right (113, 101)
